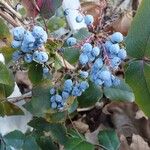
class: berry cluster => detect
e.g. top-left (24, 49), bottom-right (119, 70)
top-left (50, 79), bottom-right (89, 110)
top-left (64, 8), bottom-right (94, 26)
top-left (105, 32), bottom-right (127, 70)
top-left (11, 26), bottom-right (49, 76)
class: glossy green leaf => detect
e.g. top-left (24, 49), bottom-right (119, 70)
top-left (125, 61), bottom-right (150, 116)
top-left (125, 0), bottom-right (150, 58)
top-left (63, 47), bottom-right (80, 64)
top-left (22, 136), bottom-right (41, 150)
top-left (64, 130), bottom-right (94, 150)
top-left (104, 79), bottom-right (135, 102)
top-left (77, 81), bottom-right (103, 107)
top-left (74, 28), bottom-right (92, 42)
top-left (28, 117), bottom-right (67, 145)
top-left (3, 130), bottom-right (25, 149)
top-left (98, 129), bottom-right (120, 150)
top-left (48, 16), bottom-right (66, 32)
top-left (28, 62), bottom-right (43, 85)
top-left (23, 84), bottom-right (50, 117)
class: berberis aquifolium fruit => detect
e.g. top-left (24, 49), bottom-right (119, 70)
top-left (49, 13), bottom-right (127, 110)
top-left (11, 26), bottom-right (49, 77)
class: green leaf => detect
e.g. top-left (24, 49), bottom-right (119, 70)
top-left (104, 79), bottom-right (135, 102)
top-left (28, 62), bottom-right (43, 85)
top-left (0, 18), bottom-right (11, 40)
top-left (23, 84), bottom-right (50, 117)
top-left (98, 129), bottom-right (120, 150)
top-left (3, 130), bottom-right (25, 149)
top-left (64, 130), bottom-right (94, 150)
top-left (48, 16), bottom-right (66, 32)
top-left (125, 0), bottom-right (150, 58)
top-left (28, 117), bottom-right (67, 145)
top-left (74, 28), bottom-right (92, 42)
top-left (77, 81), bottom-right (103, 107)
top-left (0, 62), bottom-right (14, 86)
top-left (63, 47), bottom-right (80, 64)
top-left (22, 136), bottom-right (41, 150)
top-left (125, 60), bottom-right (150, 116)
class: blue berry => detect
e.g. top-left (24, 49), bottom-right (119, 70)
top-left (79, 81), bottom-right (89, 92)
top-left (62, 91), bottom-right (69, 100)
top-left (93, 58), bottom-right (103, 69)
top-left (95, 79), bottom-right (103, 86)
top-left (12, 26), bottom-right (25, 41)
top-left (82, 43), bottom-right (92, 53)
top-left (84, 15), bottom-right (94, 26)
top-left (111, 76), bottom-right (120, 86)
top-left (55, 94), bottom-right (63, 102)
top-left (38, 51), bottom-right (49, 63)
top-left (51, 102), bottom-right (57, 109)
top-left (110, 57), bottom-right (121, 69)
top-left (79, 53), bottom-right (89, 65)
top-left (76, 15), bottom-right (83, 23)
top-left (50, 88), bottom-right (56, 95)
top-left (109, 43), bottom-right (120, 54)
top-left (24, 54), bottom-right (33, 63)
top-left (79, 71), bottom-right (89, 79)
top-left (87, 52), bottom-right (95, 62)
top-left (66, 37), bottom-right (77, 46)
top-left (23, 31), bottom-right (35, 44)
top-left (105, 41), bottom-right (113, 50)
top-left (72, 85), bottom-right (82, 97)
top-left (33, 51), bottom-right (41, 61)
top-left (43, 67), bottom-right (49, 74)
top-left (104, 79), bottom-right (112, 87)
top-left (32, 26), bottom-right (47, 42)
top-left (64, 79), bottom-right (73, 93)
top-left (118, 48), bottom-right (127, 60)
top-left (92, 47), bottom-right (100, 57)
top-left (50, 95), bottom-right (56, 102)
top-left (12, 51), bottom-right (22, 61)
top-left (11, 40), bottom-right (22, 48)
top-left (110, 32), bottom-right (123, 43)
top-left (99, 70), bottom-right (111, 81)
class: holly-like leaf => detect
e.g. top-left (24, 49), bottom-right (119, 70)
top-left (3, 130), bottom-right (25, 149)
top-left (23, 83), bottom-right (50, 117)
top-left (74, 28), bottom-right (92, 42)
top-left (64, 130), bottom-right (94, 150)
top-left (125, 0), bottom-right (150, 58)
top-left (104, 79), bottom-right (135, 102)
top-left (98, 129), bottom-right (120, 150)
top-left (77, 81), bottom-right (103, 107)
top-left (28, 62), bottom-right (43, 85)
top-left (63, 47), bottom-right (80, 64)
top-left (125, 61), bottom-right (150, 116)
top-left (47, 16), bottom-right (66, 32)
top-left (28, 117), bottom-right (67, 145)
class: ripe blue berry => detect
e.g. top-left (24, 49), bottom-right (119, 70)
top-left (93, 58), bottom-right (103, 69)
top-left (11, 40), bottom-right (22, 48)
top-left (50, 88), bottom-right (56, 95)
top-left (95, 79), bottom-right (103, 86)
top-left (24, 54), bottom-right (33, 63)
top-left (76, 15), bottom-right (83, 23)
top-left (64, 79), bottom-right (73, 93)
top-left (51, 102), bottom-right (57, 109)
top-left (105, 41), bottom-right (113, 50)
top-left (82, 43), bottom-right (93, 53)
top-left (33, 51), bottom-right (40, 61)
top-left (71, 85), bottom-right (82, 97)
top-left (109, 43), bottom-right (120, 54)
top-left (12, 51), bottom-right (22, 61)
top-left (50, 95), bottom-right (56, 102)
top-left (104, 79), bottom-right (112, 87)
top-left (79, 71), bottom-right (89, 79)
top-left (110, 57), bottom-right (121, 69)
top-left (39, 52), bottom-right (49, 63)
top-left (79, 81), bottom-right (89, 92)
top-left (111, 75), bottom-right (120, 86)
top-left (92, 47), bottom-right (100, 57)
top-left (99, 70), bottom-right (111, 81)
top-left (79, 53), bottom-right (89, 65)
top-left (87, 53), bottom-right (95, 62)
top-left (66, 37), bottom-right (77, 46)
top-left (84, 15), bottom-right (94, 26)
top-left (118, 48), bottom-right (127, 60)
top-left (110, 32), bottom-right (123, 43)
top-left (12, 26), bottom-right (25, 41)
top-left (55, 94), bottom-right (63, 102)
top-left (62, 91), bottom-right (69, 100)
top-left (43, 67), bottom-right (49, 74)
